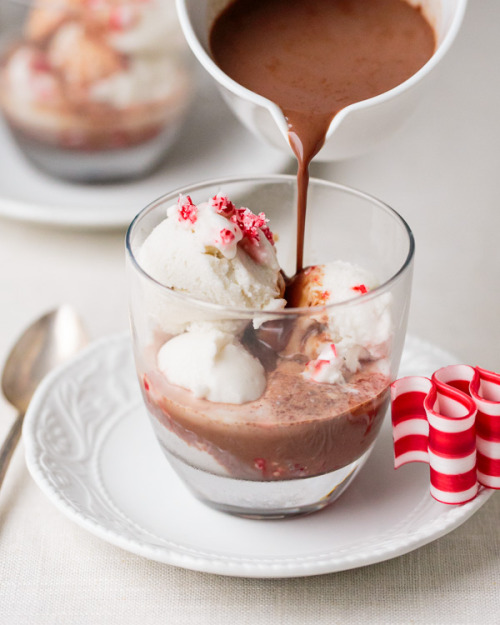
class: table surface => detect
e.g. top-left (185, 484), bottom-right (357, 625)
top-left (0, 1), bottom-right (499, 623)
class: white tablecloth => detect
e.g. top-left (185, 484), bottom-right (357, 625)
top-left (0, 1), bottom-right (499, 623)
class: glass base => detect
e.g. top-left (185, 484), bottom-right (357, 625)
top-left (7, 123), bottom-right (181, 183)
top-left (162, 445), bottom-right (375, 519)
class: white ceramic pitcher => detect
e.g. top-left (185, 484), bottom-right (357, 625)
top-left (176, 0), bottom-right (467, 161)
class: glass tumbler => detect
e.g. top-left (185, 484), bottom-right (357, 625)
top-left (0, 0), bottom-right (195, 182)
top-left (126, 175), bottom-right (414, 518)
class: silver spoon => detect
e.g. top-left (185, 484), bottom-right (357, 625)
top-left (0, 306), bottom-right (88, 490)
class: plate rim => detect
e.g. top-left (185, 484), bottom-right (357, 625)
top-left (0, 194), bottom-right (127, 229)
top-left (23, 333), bottom-right (494, 578)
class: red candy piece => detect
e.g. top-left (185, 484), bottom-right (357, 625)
top-left (109, 6), bottom-right (137, 31)
top-left (254, 458), bottom-right (267, 472)
top-left (177, 195), bottom-right (197, 224)
top-left (305, 359), bottom-right (329, 376)
top-left (352, 284), bottom-right (368, 294)
top-left (211, 194), bottom-right (235, 217)
top-left (231, 208), bottom-right (274, 245)
top-left (260, 223), bottom-right (275, 245)
top-left (31, 51), bottom-right (51, 73)
top-left (218, 228), bottom-right (235, 245)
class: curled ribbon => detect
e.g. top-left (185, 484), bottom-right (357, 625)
top-left (391, 365), bottom-right (500, 504)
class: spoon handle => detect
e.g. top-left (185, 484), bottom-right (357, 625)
top-left (0, 413), bottom-right (24, 490)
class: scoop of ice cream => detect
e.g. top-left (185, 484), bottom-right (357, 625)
top-left (138, 193), bottom-right (285, 334)
top-left (2, 46), bottom-right (63, 105)
top-left (48, 22), bottom-right (125, 88)
top-left (89, 55), bottom-right (190, 108)
top-left (105, 1), bottom-right (183, 54)
top-left (25, 0), bottom-right (180, 52)
top-left (286, 261), bottom-right (379, 307)
top-left (286, 261), bottom-right (392, 383)
top-left (25, 0), bottom-right (72, 43)
top-left (157, 327), bottom-right (266, 404)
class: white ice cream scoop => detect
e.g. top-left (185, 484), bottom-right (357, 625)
top-left (137, 193), bottom-right (285, 335)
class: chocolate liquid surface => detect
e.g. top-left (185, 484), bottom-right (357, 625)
top-left (210, 0), bottom-right (435, 270)
top-left (144, 359), bottom-right (389, 481)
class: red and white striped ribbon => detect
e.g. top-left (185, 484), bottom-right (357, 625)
top-left (391, 365), bottom-right (500, 504)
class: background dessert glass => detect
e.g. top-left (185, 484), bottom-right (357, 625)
top-left (0, 0), bottom-right (195, 182)
top-left (126, 175), bottom-right (415, 519)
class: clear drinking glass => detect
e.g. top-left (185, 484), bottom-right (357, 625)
top-left (0, 0), bottom-right (195, 182)
top-left (126, 175), bottom-right (414, 518)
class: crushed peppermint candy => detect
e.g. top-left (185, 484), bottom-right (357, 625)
top-left (218, 228), bottom-right (235, 245)
top-left (303, 265), bottom-right (317, 275)
top-left (174, 193), bottom-right (275, 258)
top-left (210, 193), bottom-right (235, 217)
top-left (305, 358), bottom-right (330, 377)
top-left (177, 195), bottom-right (197, 224)
top-left (31, 52), bottom-right (51, 73)
top-left (304, 343), bottom-right (344, 384)
top-left (109, 5), bottom-right (138, 30)
top-left (254, 458), bottom-right (267, 472)
top-left (231, 208), bottom-right (274, 245)
top-left (352, 284), bottom-right (368, 294)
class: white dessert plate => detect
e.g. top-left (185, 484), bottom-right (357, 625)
top-left (23, 334), bottom-right (493, 578)
top-left (0, 78), bottom-right (290, 230)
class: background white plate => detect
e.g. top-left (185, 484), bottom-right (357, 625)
top-left (0, 77), bottom-right (290, 229)
top-left (23, 334), bottom-right (492, 578)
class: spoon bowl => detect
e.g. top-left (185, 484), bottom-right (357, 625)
top-left (0, 306), bottom-right (87, 490)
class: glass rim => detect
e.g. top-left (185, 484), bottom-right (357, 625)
top-left (125, 173), bottom-right (415, 317)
